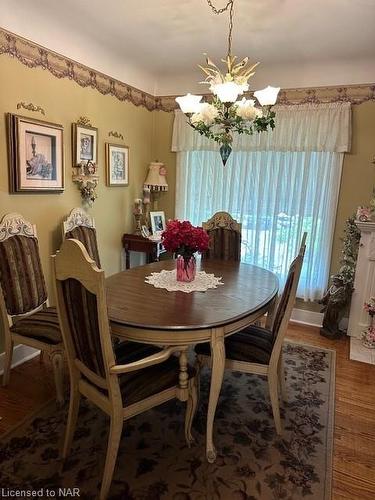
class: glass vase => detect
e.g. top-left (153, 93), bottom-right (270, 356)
top-left (176, 255), bottom-right (196, 282)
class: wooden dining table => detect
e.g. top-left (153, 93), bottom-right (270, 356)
top-left (106, 258), bottom-right (278, 462)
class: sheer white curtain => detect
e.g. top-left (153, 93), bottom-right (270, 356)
top-left (176, 150), bottom-right (343, 301)
top-left (173, 103), bottom-right (351, 301)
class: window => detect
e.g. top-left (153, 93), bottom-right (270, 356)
top-left (176, 149), bottom-right (343, 301)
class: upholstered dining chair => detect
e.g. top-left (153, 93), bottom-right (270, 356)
top-left (202, 211), bottom-right (242, 261)
top-left (63, 207), bottom-right (101, 268)
top-left (0, 213), bottom-right (64, 403)
top-left (53, 239), bottom-right (197, 500)
top-left (196, 232), bottom-right (307, 435)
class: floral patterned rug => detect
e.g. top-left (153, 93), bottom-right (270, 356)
top-left (0, 343), bottom-right (334, 500)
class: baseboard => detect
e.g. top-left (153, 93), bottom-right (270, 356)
top-left (0, 344), bottom-right (40, 375)
top-left (291, 308), bottom-right (323, 328)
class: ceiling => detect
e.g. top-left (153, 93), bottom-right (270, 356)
top-left (2, 0), bottom-right (375, 95)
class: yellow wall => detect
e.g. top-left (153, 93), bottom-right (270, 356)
top-left (0, 56), bottom-right (155, 350)
top-left (1, 52), bottom-right (374, 353)
top-left (155, 102), bottom-right (375, 305)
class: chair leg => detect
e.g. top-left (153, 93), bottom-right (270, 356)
top-left (268, 373), bottom-right (282, 435)
top-left (51, 351), bottom-right (64, 406)
top-left (194, 355), bottom-right (202, 415)
top-left (2, 339), bottom-right (14, 387)
top-left (62, 385), bottom-right (80, 459)
top-left (185, 378), bottom-right (198, 447)
top-left (100, 413), bottom-right (123, 500)
top-left (278, 351), bottom-right (287, 402)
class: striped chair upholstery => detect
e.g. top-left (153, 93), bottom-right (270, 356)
top-left (205, 228), bottom-right (241, 261)
top-left (65, 226), bottom-right (101, 268)
top-left (61, 277), bottom-right (105, 378)
top-left (0, 235), bottom-right (48, 315)
top-left (10, 307), bottom-right (61, 344)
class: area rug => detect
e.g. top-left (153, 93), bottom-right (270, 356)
top-left (0, 343), bottom-right (335, 500)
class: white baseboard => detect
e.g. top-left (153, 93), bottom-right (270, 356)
top-left (0, 344), bottom-right (40, 375)
top-left (291, 308), bottom-right (323, 327)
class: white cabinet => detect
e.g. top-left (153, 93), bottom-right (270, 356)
top-left (347, 221), bottom-right (375, 338)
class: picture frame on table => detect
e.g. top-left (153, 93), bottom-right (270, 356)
top-left (7, 113), bottom-right (64, 193)
top-left (105, 143), bottom-right (129, 186)
top-left (150, 211), bottom-right (166, 235)
top-left (72, 122), bottom-right (98, 166)
top-left (141, 225), bottom-right (150, 238)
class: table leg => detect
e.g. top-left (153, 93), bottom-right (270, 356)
top-left (178, 348), bottom-right (189, 390)
top-left (206, 327), bottom-right (225, 463)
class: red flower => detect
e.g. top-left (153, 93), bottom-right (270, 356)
top-left (162, 219), bottom-right (209, 257)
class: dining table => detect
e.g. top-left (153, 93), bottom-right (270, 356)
top-left (106, 258), bottom-right (279, 462)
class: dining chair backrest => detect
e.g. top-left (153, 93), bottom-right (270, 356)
top-left (202, 211), bottom-right (242, 261)
top-left (53, 238), bottom-right (118, 395)
top-left (63, 207), bottom-right (101, 268)
top-left (0, 213), bottom-right (47, 316)
top-left (269, 232), bottom-right (307, 365)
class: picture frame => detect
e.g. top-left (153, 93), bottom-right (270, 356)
top-left (72, 122), bottom-right (98, 166)
top-left (7, 113), bottom-right (64, 193)
top-left (150, 211), bottom-right (166, 235)
top-left (141, 225), bottom-right (150, 238)
top-left (105, 143), bottom-right (129, 186)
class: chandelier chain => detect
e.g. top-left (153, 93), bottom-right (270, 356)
top-left (206, 0), bottom-right (234, 57)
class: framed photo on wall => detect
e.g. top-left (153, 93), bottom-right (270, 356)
top-left (7, 113), bottom-right (64, 193)
top-left (72, 122), bottom-right (98, 166)
top-left (150, 211), bottom-right (166, 235)
top-left (105, 143), bottom-right (129, 186)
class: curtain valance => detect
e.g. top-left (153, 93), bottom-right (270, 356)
top-left (172, 102), bottom-right (351, 153)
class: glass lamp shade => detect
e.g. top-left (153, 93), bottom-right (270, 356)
top-left (144, 162), bottom-right (168, 192)
top-left (175, 93), bottom-right (203, 113)
top-left (254, 86), bottom-right (280, 106)
top-left (210, 81), bottom-right (248, 103)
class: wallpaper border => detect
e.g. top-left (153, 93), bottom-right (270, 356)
top-left (1, 27), bottom-right (374, 113)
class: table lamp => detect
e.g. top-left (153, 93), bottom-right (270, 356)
top-left (143, 161), bottom-right (168, 211)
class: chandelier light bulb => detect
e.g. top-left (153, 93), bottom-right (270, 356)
top-left (254, 86), bottom-right (280, 106)
top-left (210, 81), bottom-right (247, 103)
top-left (175, 93), bottom-right (203, 113)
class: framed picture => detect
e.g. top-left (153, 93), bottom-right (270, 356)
top-left (72, 122), bottom-right (98, 166)
top-left (150, 211), bottom-right (166, 235)
top-left (105, 143), bottom-right (129, 186)
top-left (141, 225), bottom-right (150, 238)
top-left (7, 113), bottom-right (64, 193)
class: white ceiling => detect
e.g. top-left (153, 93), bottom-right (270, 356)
top-left (2, 0), bottom-right (375, 95)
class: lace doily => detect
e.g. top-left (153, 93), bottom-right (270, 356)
top-left (145, 270), bottom-right (224, 293)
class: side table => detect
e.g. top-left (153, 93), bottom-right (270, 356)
top-left (122, 233), bottom-right (166, 269)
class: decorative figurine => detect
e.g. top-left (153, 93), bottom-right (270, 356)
top-left (319, 276), bottom-right (352, 338)
top-left (133, 198), bottom-right (143, 235)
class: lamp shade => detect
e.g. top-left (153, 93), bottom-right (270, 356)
top-left (210, 81), bottom-right (248, 103)
top-left (144, 162), bottom-right (168, 192)
top-left (254, 86), bottom-right (280, 106)
top-left (175, 94), bottom-right (202, 113)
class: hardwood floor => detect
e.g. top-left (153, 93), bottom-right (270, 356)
top-left (1, 324), bottom-right (375, 499)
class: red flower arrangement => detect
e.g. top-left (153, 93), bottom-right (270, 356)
top-left (162, 219), bottom-right (209, 261)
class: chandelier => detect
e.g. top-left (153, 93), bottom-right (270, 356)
top-left (175, 0), bottom-right (280, 165)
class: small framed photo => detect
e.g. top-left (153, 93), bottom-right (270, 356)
top-left (72, 122), bottom-right (98, 166)
top-left (141, 225), bottom-right (150, 238)
top-left (150, 211), bottom-right (166, 235)
top-left (105, 143), bottom-right (129, 186)
top-left (7, 113), bottom-right (64, 193)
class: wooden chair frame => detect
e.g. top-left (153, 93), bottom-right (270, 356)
top-left (197, 232), bottom-right (307, 435)
top-left (0, 213), bottom-right (64, 403)
top-left (53, 239), bottom-right (197, 500)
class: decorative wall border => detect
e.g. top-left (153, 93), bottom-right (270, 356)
top-left (1, 27), bottom-right (374, 113)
